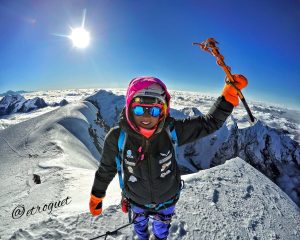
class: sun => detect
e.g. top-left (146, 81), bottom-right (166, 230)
top-left (69, 27), bottom-right (90, 49)
top-left (54, 9), bottom-right (91, 49)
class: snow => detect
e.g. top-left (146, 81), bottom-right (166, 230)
top-left (0, 94), bottom-right (25, 115)
top-left (0, 88), bottom-right (300, 239)
top-left (0, 101), bottom-right (97, 238)
top-left (178, 158), bottom-right (300, 239)
top-left (6, 159), bottom-right (300, 240)
top-left (85, 90), bottom-right (125, 128)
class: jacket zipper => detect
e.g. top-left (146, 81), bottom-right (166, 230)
top-left (144, 139), bottom-right (153, 203)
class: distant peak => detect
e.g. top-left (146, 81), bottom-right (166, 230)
top-left (0, 90), bottom-right (29, 97)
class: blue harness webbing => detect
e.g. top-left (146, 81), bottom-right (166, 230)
top-left (165, 123), bottom-right (178, 163)
top-left (115, 129), bottom-right (127, 190)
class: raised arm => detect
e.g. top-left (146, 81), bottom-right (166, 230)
top-left (172, 95), bottom-right (234, 146)
top-left (173, 74), bottom-right (248, 146)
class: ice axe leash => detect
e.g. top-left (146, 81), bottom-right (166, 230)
top-left (193, 38), bottom-right (256, 124)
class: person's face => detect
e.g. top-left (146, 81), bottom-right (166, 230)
top-left (132, 105), bottom-right (161, 129)
top-left (133, 111), bottom-right (160, 129)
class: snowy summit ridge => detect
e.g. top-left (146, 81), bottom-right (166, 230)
top-left (0, 89), bottom-right (299, 239)
top-left (8, 158), bottom-right (300, 240)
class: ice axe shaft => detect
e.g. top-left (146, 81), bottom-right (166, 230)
top-left (193, 38), bottom-right (256, 124)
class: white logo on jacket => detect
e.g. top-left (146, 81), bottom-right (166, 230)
top-left (161, 161), bottom-right (171, 172)
top-left (159, 153), bottom-right (173, 164)
top-left (160, 170), bottom-right (171, 178)
top-left (126, 150), bottom-right (134, 159)
top-left (125, 159), bottom-right (136, 166)
top-left (128, 175), bottom-right (137, 182)
top-left (127, 166), bottom-right (134, 174)
top-left (160, 150), bottom-right (170, 157)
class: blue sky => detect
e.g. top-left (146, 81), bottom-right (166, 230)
top-left (0, 0), bottom-right (299, 109)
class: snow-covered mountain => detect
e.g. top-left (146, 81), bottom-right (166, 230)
top-left (0, 90), bottom-right (29, 97)
top-left (0, 89), bottom-right (299, 239)
top-left (0, 94), bottom-right (47, 116)
top-left (51, 99), bottom-right (69, 107)
top-left (0, 94), bottom-right (71, 117)
top-left (175, 117), bottom-right (300, 206)
top-left (0, 94), bottom-right (26, 115)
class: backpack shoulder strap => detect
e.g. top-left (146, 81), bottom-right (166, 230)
top-left (116, 128), bottom-right (127, 190)
top-left (166, 123), bottom-right (178, 162)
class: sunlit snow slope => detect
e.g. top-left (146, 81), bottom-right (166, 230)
top-left (0, 89), bottom-right (299, 239)
top-left (7, 159), bottom-right (300, 240)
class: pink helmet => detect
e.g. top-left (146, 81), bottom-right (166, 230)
top-left (125, 76), bottom-right (171, 132)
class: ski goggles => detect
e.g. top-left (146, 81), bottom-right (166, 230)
top-left (131, 103), bottom-right (163, 117)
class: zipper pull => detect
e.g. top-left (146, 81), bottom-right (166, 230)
top-left (138, 146), bottom-right (145, 161)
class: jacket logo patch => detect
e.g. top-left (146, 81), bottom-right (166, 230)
top-left (127, 166), bottom-right (134, 174)
top-left (125, 159), bottom-right (136, 166)
top-left (160, 150), bottom-right (170, 157)
top-left (161, 161), bottom-right (171, 172)
top-left (128, 175), bottom-right (137, 182)
top-left (160, 170), bottom-right (171, 178)
top-left (159, 153), bottom-right (172, 164)
top-left (126, 150), bottom-right (134, 159)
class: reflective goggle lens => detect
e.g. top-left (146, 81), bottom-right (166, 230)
top-left (150, 107), bottom-right (161, 117)
top-left (132, 106), bottom-right (162, 117)
top-left (133, 106), bottom-right (144, 116)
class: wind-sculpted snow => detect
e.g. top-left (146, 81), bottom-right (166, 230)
top-left (238, 120), bottom-right (300, 205)
top-left (8, 159), bottom-right (300, 240)
top-left (0, 89), bottom-right (300, 239)
top-left (0, 101), bottom-right (107, 238)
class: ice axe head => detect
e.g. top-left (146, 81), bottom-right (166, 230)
top-left (193, 38), bottom-right (219, 53)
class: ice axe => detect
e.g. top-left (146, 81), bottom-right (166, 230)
top-left (193, 38), bottom-right (256, 124)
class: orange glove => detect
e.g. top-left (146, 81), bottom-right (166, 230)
top-left (222, 74), bottom-right (248, 107)
top-left (89, 194), bottom-right (104, 216)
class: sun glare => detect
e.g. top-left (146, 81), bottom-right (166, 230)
top-left (69, 27), bottom-right (90, 49)
top-left (54, 9), bottom-right (91, 49)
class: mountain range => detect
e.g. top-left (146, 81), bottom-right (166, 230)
top-left (0, 89), bottom-right (299, 239)
top-left (0, 94), bottom-right (68, 116)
